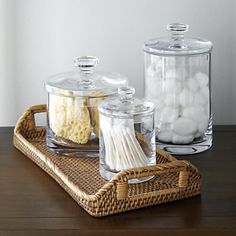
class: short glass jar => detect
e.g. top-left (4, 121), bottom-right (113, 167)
top-left (98, 87), bottom-right (156, 183)
top-left (44, 56), bottom-right (127, 157)
top-left (144, 23), bottom-right (213, 155)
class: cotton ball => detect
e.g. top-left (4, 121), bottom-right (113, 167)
top-left (163, 79), bottom-right (183, 95)
top-left (165, 68), bottom-right (186, 81)
top-left (172, 134), bottom-right (194, 144)
top-left (179, 88), bottom-right (194, 107)
top-left (146, 65), bottom-right (163, 99)
top-left (186, 77), bottom-right (199, 92)
top-left (173, 117), bottom-right (198, 136)
top-left (176, 67), bottom-right (187, 81)
top-left (160, 107), bottom-right (178, 123)
top-left (165, 69), bottom-right (176, 80)
top-left (158, 121), bottom-right (173, 132)
top-left (163, 78), bottom-right (176, 93)
top-left (182, 106), bottom-right (205, 123)
top-left (193, 92), bottom-right (207, 106)
top-left (163, 93), bottom-right (179, 107)
top-left (195, 72), bottom-right (209, 88)
top-left (175, 81), bottom-right (183, 94)
top-left (198, 116), bottom-right (209, 134)
top-left (200, 86), bottom-right (210, 102)
top-left (194, 132), bottom-right (202, 138)
top-left (205, 104), bottom-right (210, 117)
top-left (157, 131), bottom-right (173, 143)
top-left (165, 69), bottom-right (181, 81)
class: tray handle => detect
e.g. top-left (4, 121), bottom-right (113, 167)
top-left (115, 161), bottom-right (191, 200)
top-left (14, 104), bottom-right (47, 137)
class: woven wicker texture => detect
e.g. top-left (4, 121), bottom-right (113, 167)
top-left (13, 104), bottom-right (201, 217)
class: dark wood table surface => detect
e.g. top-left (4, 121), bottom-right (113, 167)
top-left (0, 126), bottom-right (236, 236)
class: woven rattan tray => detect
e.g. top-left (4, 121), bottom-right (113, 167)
top-left (13, 104), bottom-right (201, 217)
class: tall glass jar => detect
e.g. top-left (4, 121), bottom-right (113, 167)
top-left (144, 23), bottom-right (213, 155)
top-left (98, 87), bottom-right (156, 183)
top-left (44, 56), bottom-right (127, 157)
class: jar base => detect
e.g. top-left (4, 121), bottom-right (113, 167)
top-left (99, 167), bottom-right (154, 184)
top-left (156, 134), bottom-right (212, 155)
top-left (46, 136), bottom-right (99, 158)
top-left (99, 156), bottom-right (156, 184)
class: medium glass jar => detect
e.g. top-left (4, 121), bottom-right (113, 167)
top-left (144, 23), bottom-right (213, 155)
top-left (98, 87), bottom-right (156, 183)
top-left (44, 56), bottom-right (127, 157)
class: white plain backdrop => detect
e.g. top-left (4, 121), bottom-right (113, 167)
top-left (0, 0), bottom-right (235, 126)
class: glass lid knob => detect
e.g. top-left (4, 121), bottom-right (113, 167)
top-left (74, 56), bottom-right (99, 73)
top-left (167, 23), bottom-right (189, 49)
top-left (118, 86), bottom-right (135, 102)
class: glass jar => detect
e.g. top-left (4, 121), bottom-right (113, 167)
top-left (44, 56), bottom-right (127, 157)
top-left (144, 23), bottom-right (213, 155)
top-left (98, 86), bottom-right (156, 183)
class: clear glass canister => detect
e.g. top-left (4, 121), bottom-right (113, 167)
top-left (144, 23), bottom-right (213, 155)
top-left (98, 87), bottom-right (156, 183)
top-left (44, 56), bottom-right (127, 157)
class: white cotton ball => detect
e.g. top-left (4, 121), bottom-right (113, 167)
top-left (163, 93), bottom-right (179, 107)
top-left (194, 132), bottom-right (202, 138)
top-left (158, 121), bottom-right (173, 132)
top-left (165, 68), bottom-right (186, 81)
top-left (172, 134), bottom-right (194, 144)
top-left (200, 86), bottom-right (210, 102)
top-left (186, 77), bottom-right (199, 92)
top-left (163, 79), bottom-right (183, 95)
top-left (182, 106), bottom-right (205, 123)
top-left (198, 117), bottom-right (209, 134)
top-left (205, 104), bottom-right (210, 118)
top-left (176, 67), bottom-right (188, 81)
top-left (163, 78), bottom-right (176, 93)
top-left (154, 80), bottom-right (165, 97)
top-left (175, 81), bottom-right (183, 94)
top-left (157, 131), bottom-right (173, 143)
top-left (160, 107), bottom-right (178, 123)
top-left (165, 69), bottom-right (180, 81)
top-left (145, 65), bottom-right (164, 99)
top-left (195, 72), bottom-right (209, 88)
top-left (165, 69), bottom-right (176, 80)
top-left (179, 88), bottom-right (194, 107)
top-left (173, 117), bottom-right (198, 136)
top-left (193, 92), bottom-right (207, 106)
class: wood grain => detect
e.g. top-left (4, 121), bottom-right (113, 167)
top-left (0, 126), bottom-right (236, 235)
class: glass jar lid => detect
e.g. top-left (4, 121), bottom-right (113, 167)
top-left (98, 86), bottom-right (154, 118)
top-left (143, 23), bottom-right (213, 56)
top-left (44, 56), bottom-right (128, 97)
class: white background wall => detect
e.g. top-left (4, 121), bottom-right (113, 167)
top-left (0, 0), bottom-right (235, 126)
